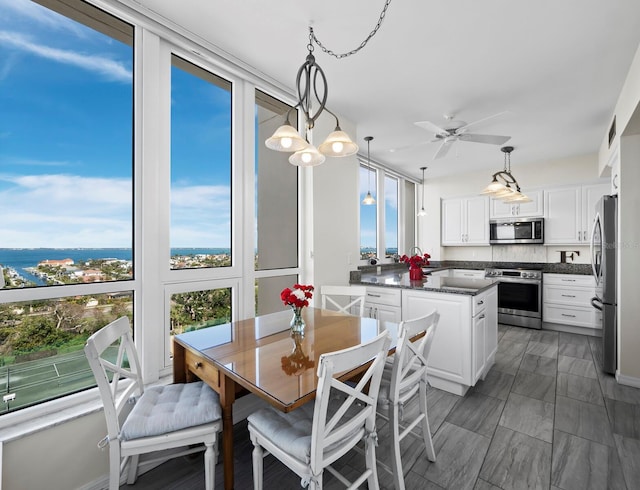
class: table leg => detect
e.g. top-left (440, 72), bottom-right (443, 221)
top-left (219, 373), bottom-right (236, 490)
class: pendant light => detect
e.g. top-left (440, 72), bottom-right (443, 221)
top-left (362, 136), bottom-right (376, 205)
top-left (417, 166), bottom-right (427, 216)
top-left (481, 146), bottom-right (531, 202)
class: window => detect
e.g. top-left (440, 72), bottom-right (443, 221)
top-left (385, 175), bottom-right (399, 257)
top-left (170, 55), bottom-right (232, 270)
top-left (254, 90), bottom-right (300, 315)
top-left (360, 165), bottom-right (377, 260)
top-left (0, 0), bottom-right (134, 412)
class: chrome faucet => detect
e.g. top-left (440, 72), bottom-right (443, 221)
top-left (409, 246), bottom-right (423, 257)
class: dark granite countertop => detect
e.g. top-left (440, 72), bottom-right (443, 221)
top-left (352, 270), bottom-right (498, 296)
top-left (355, 260), bottom-right (591, 275)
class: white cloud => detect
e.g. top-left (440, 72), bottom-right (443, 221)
top-left (0, 31), bottom-right (131, 82)
top-left (0, 0), bottom-right (87, 37)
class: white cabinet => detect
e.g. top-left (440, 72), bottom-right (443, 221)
top-left (544, 183), bottom-right (608, 245)
top-left (363, 286), bottom-right (402, 323)
top-left (401, 285), bottom-right (498, 395)
top-left (489, 190), bottom-right (543, 218)
top-left (543, 274), bottom-right (601, 331)
top-left (441, 196), bottom-right (490, 246)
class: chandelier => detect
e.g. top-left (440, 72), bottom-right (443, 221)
top-left (265, 0), bottom-right (393, 166)
top-left (481, 146), bottom-right (531, 202)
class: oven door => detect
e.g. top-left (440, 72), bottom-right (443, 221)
top-left (496, 277), bottom-right (542, 318)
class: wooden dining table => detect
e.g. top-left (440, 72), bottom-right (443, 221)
top-left (172, 307), bottom-right (401, 490)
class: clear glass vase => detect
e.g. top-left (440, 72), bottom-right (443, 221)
top-left (290, 307), bottom-right (305, 334)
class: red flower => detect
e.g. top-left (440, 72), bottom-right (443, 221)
top-left (400, 253), bottom-right (431, 269)
top-left (281, 284), bottom-right (314, 308)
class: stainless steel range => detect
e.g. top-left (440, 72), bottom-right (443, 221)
top-left (485, 267), bottom-right (543, 329)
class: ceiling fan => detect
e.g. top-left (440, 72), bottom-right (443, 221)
top-left (394, 112), bottom-right (511, 159)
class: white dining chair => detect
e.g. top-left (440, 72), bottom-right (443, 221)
top-left (377, 310), bottom-right (439, 490)
top-left (320, 285), bottom-right (367, 316)
top-left (247, 330), bottom-right (392, 490)
top-left (84, 316), bottom-right (222, 490)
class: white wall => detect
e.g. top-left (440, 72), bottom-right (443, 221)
top-left (418, 152), bottom-right (603, 264)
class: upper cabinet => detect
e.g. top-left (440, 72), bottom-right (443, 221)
top-left (441, 196), bottom-right (490, 246)
top-left (544, 183), bottom-right (609, 244)
top-left (489, 189), bottom-right (543, 219)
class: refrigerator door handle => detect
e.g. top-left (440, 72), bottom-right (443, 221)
top-left (590, 214), bottom-right (599, 281)
top-left (591, 296), bottom-right (603, 311)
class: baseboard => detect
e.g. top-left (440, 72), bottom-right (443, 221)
top-left (616, 372), bottom-right (640, 389)
top-left (541, 321), bottom-right (602, 337)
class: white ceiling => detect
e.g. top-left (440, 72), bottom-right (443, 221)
top-left (131, 0), bottom-right (640, 181)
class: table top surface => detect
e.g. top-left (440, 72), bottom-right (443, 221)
top-left (174, 308), bottom-right (400, 411)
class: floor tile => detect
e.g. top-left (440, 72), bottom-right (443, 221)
top-left (493, 341), bottom-right (527, 375)
top-left (530, 330), bottom-right (558, 345)
top-left (520, 353), bottom-right (557, 377)
top-left (555, 395), bottom-right (614, 446)
top-left (445, 391), bottom-right (504, 438)
top-left (479, 425), bottom-right (551, 490)
top-left (551, 429), bottom-right (626, 490)
top-left (500, 327), bottom-right (532, 344)
top-left (499, 392), bottom-right (554, 443)
top-left (605, 397), bottom-right (640, 439)
top-left (474, 478), bottom-right (502, 490)
top-left (556, 372), bottom-right (604, 405)
top-left (557, 355), bottom-right (597, 379)
top-left (474, 369), bottom-right (515, 400)
top-left (558, 332), bottom-right (593, 360)
top-left (614, 433), bottom-right (640, 489)
top-left (426, 387), bottom-right (462, 434)
top-left (416, 422), bottom-right (491, 490)
top-left (511, 370), bottom-right (556, 402)
top-left (525, 340), bottom-right (559, 359)
top-left (599, 374), bottom-right (640, 405)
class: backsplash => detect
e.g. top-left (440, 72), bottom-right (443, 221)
top-left (491, 245), bottom-right (547, 263)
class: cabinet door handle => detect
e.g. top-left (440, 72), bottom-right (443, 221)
top-left (561, 313), bottom-right (576, 318)
top-left (613, 174), bottom-right (619, 189)
top-left (561, 294), bottom-right (576, 298)
top-left (478, 314), bottom-right (485, 319)
top-left (367, 293), bottom-right (381, 298)
top-left (561, 279), bottom-right (576, 282)
top-left (477, 300), bottom-right (484, 305)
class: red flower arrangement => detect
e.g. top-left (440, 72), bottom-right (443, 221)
top-left (399, 253), bottom-right (431, 270)
top-left (280, 284), bottom-right (314, 308)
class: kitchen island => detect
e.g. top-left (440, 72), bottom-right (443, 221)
top-left (351, 269), bottom-right (499, 396)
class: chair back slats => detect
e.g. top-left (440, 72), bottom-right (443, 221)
top-left (320, 285), bottom-right (367, 316)
top-left (84, 316), bottom-right (144, 442)
top-left (390, 311), bottom-right (439, 403)
top-left (310, 330), bottom-right (391, 470)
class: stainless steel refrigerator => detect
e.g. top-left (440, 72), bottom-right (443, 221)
top-left (590, 195), bottom-right (617, 374)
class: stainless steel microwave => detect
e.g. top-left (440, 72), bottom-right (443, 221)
top-left (489, 217), bottom-right (544, 244)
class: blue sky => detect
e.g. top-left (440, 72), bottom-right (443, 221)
top-left (0, 0), bottom-right (231, 248)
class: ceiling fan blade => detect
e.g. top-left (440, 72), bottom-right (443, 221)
top-left (456, 111), bottom-right (509, 132)
top-left (433, 139), bottom-right (455, 159)
top-left (415, 120), bottom-right (449, 136)
top-left (457, 133), bottom-right (511, 145)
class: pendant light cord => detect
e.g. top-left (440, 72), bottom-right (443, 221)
top-left (309, 0), bottom-right (393, 59)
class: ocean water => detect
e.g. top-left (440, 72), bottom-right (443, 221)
top-left (0, 248), bottom-right (231, 286)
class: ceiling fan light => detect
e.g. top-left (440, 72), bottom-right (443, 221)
top-left (318, 129), bottom-right (359, 157)
top-left (289, 145), bottom-right (326, 167)
top-left (265, 124), bottom-right (307, 152)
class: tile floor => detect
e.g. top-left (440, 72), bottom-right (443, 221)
top-left (127, 324), bottom-right (640, 489)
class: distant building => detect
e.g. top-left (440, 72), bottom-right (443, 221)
top-left (39, 258), bottom-right (74, 267)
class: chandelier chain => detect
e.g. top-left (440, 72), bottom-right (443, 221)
top-left (309, 0), bottom-right (393, 59)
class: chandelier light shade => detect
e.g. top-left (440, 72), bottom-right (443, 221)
top-left (264, 28), bottom-right (358, 166)
top-left (482, 146), bottom-right (531, 203)
top-left (417, 166), bottom-right (427, 216)
top-left (362, 136), bottom-right (376, 205)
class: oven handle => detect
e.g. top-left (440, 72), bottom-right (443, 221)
top-left (486, 277), bottom-right (541, 284)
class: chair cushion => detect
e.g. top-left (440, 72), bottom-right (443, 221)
top-left (120, 381), bottom-right (221, 441)
top-left (247, 398), bottom-right (364, 464)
